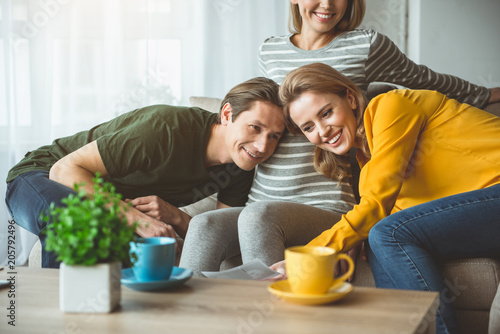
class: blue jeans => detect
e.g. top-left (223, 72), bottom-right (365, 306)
top-left (5, 170), bottom-right (77, 268)
top-left (366, 184), bottom-right (500, 334)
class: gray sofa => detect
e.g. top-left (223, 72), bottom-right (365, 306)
top-left (490, 284), bottom-right (500, 334)
top-left (28, 87), bottom-right (500, 333)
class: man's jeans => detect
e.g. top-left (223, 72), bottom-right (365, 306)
top-left (367, 184), bottom-right (500, 334)
top-left (5, 170), bottom-right (76, 268)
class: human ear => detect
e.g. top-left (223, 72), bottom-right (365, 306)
top-left (290, 0), bottom-right (299, 5)
top-left (220, 102), bottom-right (233, 125)
top-left (346, 90), bottom-right (357, 110)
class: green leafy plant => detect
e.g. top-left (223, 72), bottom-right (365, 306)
top-left (41, 174), bottom-right (136, 266)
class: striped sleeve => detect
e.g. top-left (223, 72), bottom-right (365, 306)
top-left (365, 31), bottom-right (490, 108)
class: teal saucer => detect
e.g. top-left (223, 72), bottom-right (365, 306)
top-left (121, 267), bottom-right (193, 292)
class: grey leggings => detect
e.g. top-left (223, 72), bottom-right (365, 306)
top-left (179, 201), bottom-right (344, 277)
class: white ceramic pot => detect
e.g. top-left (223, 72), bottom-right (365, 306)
top-left (60, 261), bottom-right (121, 313)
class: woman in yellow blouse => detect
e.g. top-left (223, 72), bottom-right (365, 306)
top-left (275, 63), bottom-right (500, 334)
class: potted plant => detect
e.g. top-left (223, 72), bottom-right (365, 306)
top-left (41, 174), bottom-right (136, 313)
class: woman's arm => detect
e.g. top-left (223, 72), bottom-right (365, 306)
top-left (365, 31), bottom-right (492, 109)
top-left (308, 90), bottom-right (435, 252)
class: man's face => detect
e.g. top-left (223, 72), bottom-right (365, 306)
top-left (222, 101), bottom-right (285, 171)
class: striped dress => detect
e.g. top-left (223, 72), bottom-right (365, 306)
top-left (246, 29), bottom-right (490, 213)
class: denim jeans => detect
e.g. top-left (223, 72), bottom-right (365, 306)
top-left (5, 170), bottom-right (76, 268)
top-left (366, 183), bottom-right (500, 334)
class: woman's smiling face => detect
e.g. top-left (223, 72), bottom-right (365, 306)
top-left (289, 90), bottom-right (358, 155)
top-left (291, 0), bottom-right (349, 35)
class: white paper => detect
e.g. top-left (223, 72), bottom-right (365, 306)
top-left (202, 259), bottom-right (280, 280)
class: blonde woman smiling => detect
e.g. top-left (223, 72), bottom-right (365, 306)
top-left (275, 62), bottom-right (500, 334)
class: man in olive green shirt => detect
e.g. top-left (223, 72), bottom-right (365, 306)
top-left (5, 77), bottom-right (285, 268)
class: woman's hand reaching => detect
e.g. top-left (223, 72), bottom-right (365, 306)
top-left (339, 241), bottom-right (366, 282)
top-left (265, 260), bottom-right (287, 281)
top-left (265, 242), bottom-right (368, 283)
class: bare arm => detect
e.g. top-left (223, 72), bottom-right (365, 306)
top-left (216, 201), bottom-right (231, 209)
top-left (49, 141), bottom-right (177, 238)
top-left (49, 141), bottom-right (106, 194)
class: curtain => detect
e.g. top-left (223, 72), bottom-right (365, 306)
top-left (0, 0), bottom-right (289, 265)
top-left (0, 0), bottom-right (407, 266)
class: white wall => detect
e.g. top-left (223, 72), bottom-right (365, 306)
top-left (361, 0), bottom-right (407, 52)
top-left (408, 0), bottom-right (500, 88)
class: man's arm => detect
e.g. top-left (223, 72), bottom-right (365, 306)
top-left (216, 201), bottom-right (231, 209)
top-left (49, 141), bottom-right (106, 194)
top-left (126, 196), bottom-right (193, 239)
top-left (127, 198), bottom-right (232, 239)
top-left (49, 141), bottom-right (177, 239)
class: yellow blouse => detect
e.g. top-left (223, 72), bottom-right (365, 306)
top-left (308, 90), bottom-right (500, 252)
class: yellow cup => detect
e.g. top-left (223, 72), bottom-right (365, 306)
top-left (285, 246), bottom-right (355, 295)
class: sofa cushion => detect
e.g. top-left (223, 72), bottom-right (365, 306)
top-left (179, 195), bottom-right (217, 217)
top-left (189, 96), bottom-right (222, 113)
top-left (443, 258), bottom-right (500, 310)
top-left (366, 83), bottom-right (398, 100)
top-left (458, 309), bottom-right (490, 334)
top-left (353, 257), bottom-right (500, 311)
top-left (484, 101), bottom-right (500, 117)
top-left (489, 284), bottom-right (500, 334)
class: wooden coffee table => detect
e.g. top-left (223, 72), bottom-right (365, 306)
top-left (0, 267), bottom-right (438, 334)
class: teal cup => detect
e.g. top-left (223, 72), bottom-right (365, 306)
top-left (129, 237), bottom-right (176, 281)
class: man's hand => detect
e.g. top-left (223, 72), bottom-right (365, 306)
top-left (126, 206), bottom-right (181, 253)
top-left (133, 214), bottom-right (177, 239)
top-left (126, 196), bottom-right (191, 238)
top-left (127, 195), bottom-right (179, 223)
top-left (123, 203), bottom-right (177, 238)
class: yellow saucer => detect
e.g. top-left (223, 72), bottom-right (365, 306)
top-left (267, 280), bottom-right (353, 305)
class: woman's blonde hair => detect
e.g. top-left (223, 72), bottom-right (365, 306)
top-left (289, 0), bottom-right (366, 35)
top-left (279, 63), bottom-right (369, 181)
